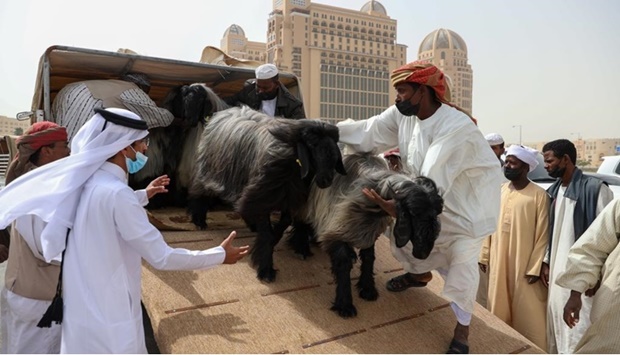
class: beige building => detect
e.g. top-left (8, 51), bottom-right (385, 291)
top-left (526, 138), bottom-right (620, 170)
top-left (0, 115), bottom-right (30, 138)
top-left (418, 28), bottom-right (473, 115)
top-left (220, 24), bottom-right (267, 62)
top-left (221, 0), bottom-right (407, 124)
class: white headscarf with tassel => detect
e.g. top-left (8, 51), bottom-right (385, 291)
top-left (0, 108), bottom-right (148, 261)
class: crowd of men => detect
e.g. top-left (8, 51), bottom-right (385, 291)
top-left (0, 61), bottom-right (618, 354)
top-left (478, 133), bottom-right (616, 353)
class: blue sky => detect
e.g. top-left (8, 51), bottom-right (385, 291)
top-left (1, 0), bottom-right (619, 143)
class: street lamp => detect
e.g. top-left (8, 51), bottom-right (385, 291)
top-left (512, 125), bottom-right (522, 145)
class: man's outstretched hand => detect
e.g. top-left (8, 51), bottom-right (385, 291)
top-left (220, 231), bottom-right (250, 264)
top-left (146, 175), bottom-right (170, 199)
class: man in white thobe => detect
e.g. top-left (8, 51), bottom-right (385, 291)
top-left (541, 139), bottom-right (613, 353)
top-left (339, 61), bottom-right (502, 354)
top-left (0, 108), bottom-right (249, 354)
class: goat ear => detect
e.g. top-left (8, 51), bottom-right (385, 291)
top-left (201, 99), bottom-right (212, 121)
top-left (393, 206), bottom-right (412, 248)
top-left (296, 142), bottom-right (310, 178)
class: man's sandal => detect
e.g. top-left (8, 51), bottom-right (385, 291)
top-left (446, 339), bottom-right (469, 354)
top-left (385, 272), bottom-right (431, 292)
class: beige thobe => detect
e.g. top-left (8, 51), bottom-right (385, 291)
top-left (481, 182), bottom-right (549, 350)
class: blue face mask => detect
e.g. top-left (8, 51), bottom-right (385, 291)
top-left (125, 146), bottom-right (148, 174)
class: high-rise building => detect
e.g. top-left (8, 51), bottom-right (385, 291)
top-left (221, 0), bottom-right (407, 123)
top-left (0, 115), bottom-right (30, 137)
top-left (418, 28), bottom-right (473, 114)
top-left (220, 24), bottom-right (267, 63)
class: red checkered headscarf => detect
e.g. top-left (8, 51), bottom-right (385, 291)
top-left (5, 122), bottom-right (68, 184)
top-left (390, 60), bottom-right (476, 124)
top-left (391, 61), bottom-right (451, 103)
top-left (384, 148), bottom-right (400, 158)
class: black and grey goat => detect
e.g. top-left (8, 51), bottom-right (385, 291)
top-left (290, 153), bottom-right (444, 318)
top-left (130, 83), bottom-right (228, 207)
top-left (187, 106), bottom-right (346, 282)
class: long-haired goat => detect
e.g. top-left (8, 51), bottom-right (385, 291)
top-left (188, 106), bottom-right (346, 282)
top-left (290, 153), bottom-right (443, 318)
top-left (130, 83), bottom-right (228, 207)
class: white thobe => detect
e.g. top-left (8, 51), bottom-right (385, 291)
top-left (546, 185), bottom-right (613, 354)
top-left (60, 163), bottom-right (226, 354)
top-left (260, 97), bottom-right (277, 117)
top-left (338, 104), bottom-right (502, 316)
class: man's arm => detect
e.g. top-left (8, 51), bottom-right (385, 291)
top-left (337, 105), bottom-right (401, 154)
top-left (289, 102), bottom-right (306, 119)
top-left (557, 198), bottom-right (620, 328)
top-left (114, 188), bottom-right (247, 271)
top-left (225, 82), bottom-right (254, 107)
top-left (121, 89), bottom-right (174, 129)
top-left (596, 183), bottom-right (614, 215)
top-left (133, 175), bottom-right (170, 206)
top-left (556, 198), bottom-right (620, 293)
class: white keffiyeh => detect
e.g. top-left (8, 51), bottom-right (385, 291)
top-left (0, 108), bottom-right (147, 261)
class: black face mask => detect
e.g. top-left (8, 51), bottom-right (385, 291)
top-left (396, 99), bottom-right (420, 116)
top-left (503, 167), bottom-right (522, 181)
top-left (548, 166), bottom-right (566, 179)
top-left (257, 89), bottom-right (278, 101)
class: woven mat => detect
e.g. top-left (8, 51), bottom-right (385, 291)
top-left (142, 208), bottom-right (544, 354)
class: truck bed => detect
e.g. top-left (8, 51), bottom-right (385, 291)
top-left (142, 208), bottom-right (543, 354)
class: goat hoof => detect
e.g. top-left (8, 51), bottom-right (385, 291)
top-left (191, 217), bottom-right (208, 230)
top-left (257, 268), bottom-right (277, 283)
top-left (359, 286), bottom-right (379, 301)
top-left (331, 304), bottom-right (357, 318)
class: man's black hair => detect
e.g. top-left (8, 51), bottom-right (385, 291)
top-left (542, 139), bottom-right (577, 165)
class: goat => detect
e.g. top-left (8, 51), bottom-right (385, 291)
top-left (187, 106), bottom-right (346, 282)
top-left (130, 83), bottom-right (228, 208)
top-left (289, 153), bottom-right (443, 318)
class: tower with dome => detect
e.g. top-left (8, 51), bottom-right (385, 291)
top-left (220, 24), bottom-right (266, 62)
top-left (418, 28), bottom-right (473, 114)
top-left (219, 0), bottom-right (408, 123)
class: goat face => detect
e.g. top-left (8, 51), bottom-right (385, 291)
top-left (392, 176), bottom-right (443, 260)
top-left (297, 125), bottom-right (346, 188)
top-left (163, 85), bottom-right (185, 118)
top-left (181, 85), bottom-right (213, 128)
